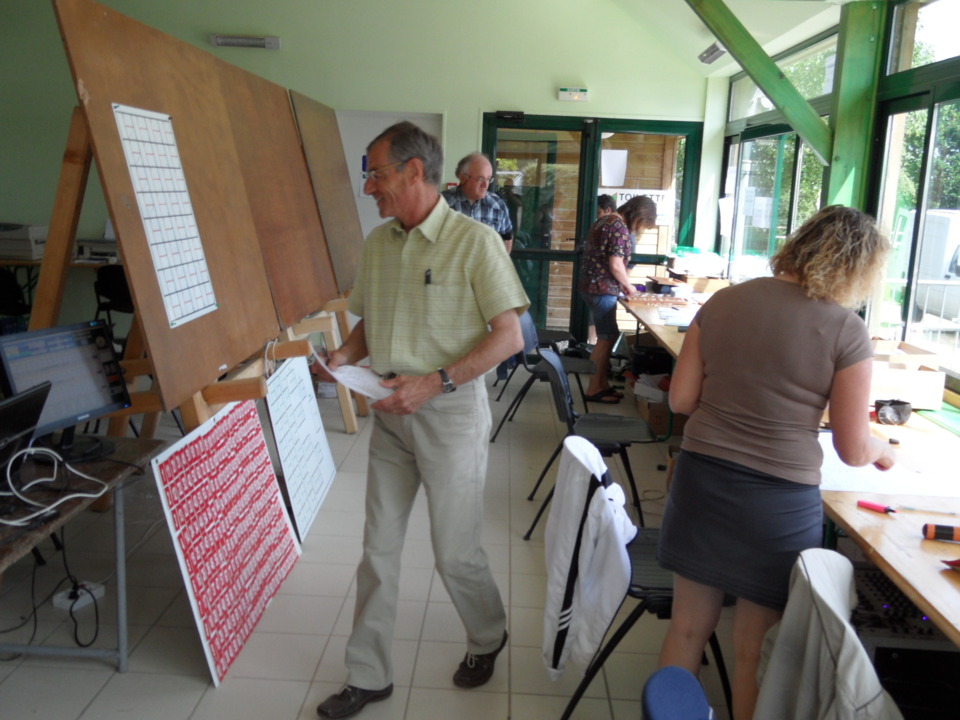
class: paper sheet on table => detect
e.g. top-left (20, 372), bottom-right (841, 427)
top-left (315, 355), bottom-right (393, 401)
top-left (657, 305), bottom-right (697, 327)
top-left (818, 431), bottom-right (957, 497)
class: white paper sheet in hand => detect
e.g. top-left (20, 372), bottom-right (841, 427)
top-left (315, 355), bottom-right (393, 401)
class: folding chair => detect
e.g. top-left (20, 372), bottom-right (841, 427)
top-left (490, 312), bottom-right (594, 442)
top-left (523, 349), bottom-right (657, 539)
top-left (541, 438), bottom-right (731, 720)
top-left (560, 529), bottom-right (731, 718)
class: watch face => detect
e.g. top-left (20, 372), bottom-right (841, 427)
top-left (439, 369), bottom-right (455, 393)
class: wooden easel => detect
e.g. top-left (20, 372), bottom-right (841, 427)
top-left (32, 106), bottom-right (363, 438)
top-left (286, 297), bottom-right (369, 434)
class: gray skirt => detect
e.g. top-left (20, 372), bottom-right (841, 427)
top-left (658, 450), bottom-right (822, 610)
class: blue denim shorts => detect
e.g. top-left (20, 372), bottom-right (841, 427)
top-left (580, 292), bottom-right (620, 340)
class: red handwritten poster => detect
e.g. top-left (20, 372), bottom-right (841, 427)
top-left (151, 400), bottom-right (301, 685)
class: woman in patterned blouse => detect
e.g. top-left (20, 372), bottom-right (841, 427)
top-left (578, 195), bottom-right (657, 403)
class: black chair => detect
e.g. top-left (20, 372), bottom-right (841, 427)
top-left (93, 265), bottom-right (134, 352)
top-left (493, 313), bottom-right (587, 400)
top-left (560, 528), bottom-right (732, 720)
top-left (0, 267), bottom-right (31, 332)
top-left (523, 349), bottom-right (657, 539)
top-left (490, 313), bottom-right (595, 442)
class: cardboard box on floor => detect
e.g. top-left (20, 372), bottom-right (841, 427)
top-left (636, 395), bottom-right (688, 437)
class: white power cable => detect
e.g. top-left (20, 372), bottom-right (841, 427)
top-left (0, 447), bottom-right (108, 527)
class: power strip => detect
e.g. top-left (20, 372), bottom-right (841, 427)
top-left (52, 582), bottom-right (105, 612)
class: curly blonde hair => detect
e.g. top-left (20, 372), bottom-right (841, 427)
top-left (770, 205), bottom-right (889, 308)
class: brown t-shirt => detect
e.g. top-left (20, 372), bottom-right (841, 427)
top-left (680, 277), bottom-right (873, 485)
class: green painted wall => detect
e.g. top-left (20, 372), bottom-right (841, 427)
top-left (1, 0), bottom-right (710, 234)
top-left (1, 0), bottom-right (717, 322)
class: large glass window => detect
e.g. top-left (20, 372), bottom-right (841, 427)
top-left (907, 101), bottom-right (960, 374)
top-left (727, 132), bottom-right (824, 282)
top-left (870, 107), bottom-right (926, 340)
top-left (729, 35), bottom-right (838, 121)
top-left (874, 97), bottom-right (960, 380)
top-left (888, 0), bottom-right (960, 75)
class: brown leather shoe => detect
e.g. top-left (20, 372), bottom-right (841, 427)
top-left (317, 684), bottom-right (393, 718)
top-left (452, 631), bottom-right (508, 688)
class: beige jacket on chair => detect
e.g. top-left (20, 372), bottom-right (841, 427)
top-left (753, 548), bottom-right (903, 720)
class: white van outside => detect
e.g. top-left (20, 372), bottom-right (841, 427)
top-left (903, 209), bottom-right (960, 322)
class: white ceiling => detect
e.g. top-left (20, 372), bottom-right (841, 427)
top-left (629, 0), bottom-right (844, 77)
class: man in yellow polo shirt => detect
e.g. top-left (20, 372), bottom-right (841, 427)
top-left (317, 121), bottom-right (529, 719)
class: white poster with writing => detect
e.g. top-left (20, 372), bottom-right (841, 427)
top-left (264, 356), bottom-right (336, 539)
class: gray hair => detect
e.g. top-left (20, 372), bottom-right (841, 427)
top-left (367, 121), bottom-right (443, 186)
top-left (455, 152), bottom-right (491, 177)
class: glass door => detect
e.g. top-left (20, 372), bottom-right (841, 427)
top-left (490, 126), bottom-right (584, 334)
top-left (482, 114), bottom-right (702, 340)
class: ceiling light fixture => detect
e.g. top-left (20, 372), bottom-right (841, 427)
top-left (698, 41), bottom-right (726, 65)
top-left (208, 34), bottom-right (281, 50)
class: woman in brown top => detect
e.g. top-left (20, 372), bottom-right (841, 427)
top-left (657, 205), bottom-right (897, 720)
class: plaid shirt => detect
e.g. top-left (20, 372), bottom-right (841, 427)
top-left (441, 186), bottom-right (514, 240)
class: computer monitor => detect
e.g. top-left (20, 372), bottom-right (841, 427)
top-left (0, 320), bottom-right (130, 462)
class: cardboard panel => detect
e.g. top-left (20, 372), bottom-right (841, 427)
top-left (217, 65), bottom-right (339, 327)
top-left (290, 91), bottom-right (364, 294)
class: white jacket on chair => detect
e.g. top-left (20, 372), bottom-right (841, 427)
top-left (542, 436), bottom-right (638, 680)
top-left (753, 548), bottom-right (903, 720)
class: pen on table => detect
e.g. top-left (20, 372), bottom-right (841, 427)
top-left (857, 500), bottom-right (897, 514)
top-left (424, 269), bottom-right (432, 285)
top-left (898, 505), bottom-right (960, 517)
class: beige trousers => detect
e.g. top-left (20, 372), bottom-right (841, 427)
top-left (344, 378), bottom-right (506, 689)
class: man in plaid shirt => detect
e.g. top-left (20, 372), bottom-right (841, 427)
top-left (442, 152), bottom-right (514, 253)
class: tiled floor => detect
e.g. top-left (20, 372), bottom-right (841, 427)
top-left (0, 374), bottom-right (733, 719)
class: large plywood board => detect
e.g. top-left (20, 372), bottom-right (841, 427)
top-left (217, 64), bottom-right (339, 327)
top-left (290, 91), bottom-right (364, 294)
top-left (53, 0), bottom-right (280, 410)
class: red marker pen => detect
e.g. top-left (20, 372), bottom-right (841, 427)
top-left (857, 500), bottom-right (897, 514)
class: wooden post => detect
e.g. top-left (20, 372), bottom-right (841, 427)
top-left (29, 106), bottom-right (91, 330)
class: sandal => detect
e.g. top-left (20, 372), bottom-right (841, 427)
top-left (585, 388), bottom-right (621, 404)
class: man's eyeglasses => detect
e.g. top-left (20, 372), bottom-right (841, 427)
top-left (464, 174), bottom-right (495, 185)
top-left (366, 161), bottom-right (405, 183)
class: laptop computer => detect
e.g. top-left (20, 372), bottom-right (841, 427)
top-left (0, 381), bottom-right (52, 489)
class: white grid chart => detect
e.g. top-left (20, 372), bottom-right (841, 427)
top-left (113, 103), bottom-right (217, 327)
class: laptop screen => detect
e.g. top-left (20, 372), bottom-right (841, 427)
top-left (0, 381), bottom-right (52, 482)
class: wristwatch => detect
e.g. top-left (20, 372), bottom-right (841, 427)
top-left (438, 368), bottom-right (456, 393)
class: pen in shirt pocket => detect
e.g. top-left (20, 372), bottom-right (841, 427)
top-left (424, 269), bottom-right (432, 285)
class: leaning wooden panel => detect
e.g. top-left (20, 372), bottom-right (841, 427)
top-left (53, 0), bottom-right (280, 410)
top-left (290, 91), bottom-right (364, 294)
top-left (217, 63), bottom-right (339, 328)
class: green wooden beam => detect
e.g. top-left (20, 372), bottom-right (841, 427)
top-left (685, 0), bottom-right (833, 164)
top-left (826, 1), bottom-right (887, 208)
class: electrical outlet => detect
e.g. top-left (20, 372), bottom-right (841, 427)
top-left (53, 582), bottom-right (105, 611)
